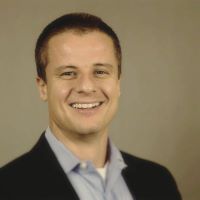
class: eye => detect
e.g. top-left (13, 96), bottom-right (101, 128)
top-left (95, 70), bottom-right (109, 77)
top-left (60, 71), bottom-right (77, 79)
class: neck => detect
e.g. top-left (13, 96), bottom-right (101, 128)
top-left (50, 125), bottom-right (109, 168)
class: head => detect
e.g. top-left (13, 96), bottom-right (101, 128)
top-left (35, 13), bottom-right (122, 82)
top-left (35, 13), bottom-right (122, 139)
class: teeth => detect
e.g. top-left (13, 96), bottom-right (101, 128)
top-left (71, 102), bottom-right (101, 109)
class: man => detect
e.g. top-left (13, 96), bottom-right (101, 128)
top-left (0, 13), bottom-right (182, 199)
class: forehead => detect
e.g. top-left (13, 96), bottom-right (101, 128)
top-left (48, 30), bottom-right (114, 50)
top-left (46, 30), bottom-right (117, 64)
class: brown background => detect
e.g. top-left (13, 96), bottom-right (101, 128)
top-left (0, 0), bottom-right (199, 199)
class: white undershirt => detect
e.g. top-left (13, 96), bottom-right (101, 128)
top-left (96, 162), bottom-right (108, 181)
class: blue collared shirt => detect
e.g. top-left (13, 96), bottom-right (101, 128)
top-left (45, 127), bottom-right (133, 200)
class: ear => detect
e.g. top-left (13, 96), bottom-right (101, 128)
top-left (36, 77), bottom-right (48, 101)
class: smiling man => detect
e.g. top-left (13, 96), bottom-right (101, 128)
top-left (38, 30), bottom-right (120, 167)
top-left (0, 13), bottom-right (181, 200)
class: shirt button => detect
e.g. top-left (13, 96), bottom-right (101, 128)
top-left (80, 162), bottom-right (87, 169)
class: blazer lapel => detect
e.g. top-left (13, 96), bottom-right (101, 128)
top-left (30, 133), bottom-right (80, 200)
top-left (122, 165), bottom-right (138, 199)
top-left (121, 152), bottom-right (146, 200)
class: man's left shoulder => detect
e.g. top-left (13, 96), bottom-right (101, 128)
top-left (121, 151), bottom-right (171, 175)
top-left (121, 151), bottom-right (182, 199)
top-left (121, 151), bottom-right (176, 182)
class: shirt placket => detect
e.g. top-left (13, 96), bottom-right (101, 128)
top-left (78, 162), bottom-right (106, 200)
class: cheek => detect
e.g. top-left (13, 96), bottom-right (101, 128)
top-left (48, 83), bottom-right (71, 102)
top-left (103, 81), bottom-right (120, 100)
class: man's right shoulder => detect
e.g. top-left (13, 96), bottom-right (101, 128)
top-left (0, 134), bottom-right (49, 193)
top-left (0, 150), bottom-right (37, 181)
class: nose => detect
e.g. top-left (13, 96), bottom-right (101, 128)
top-left (75, 74), bottom-right (96, 94)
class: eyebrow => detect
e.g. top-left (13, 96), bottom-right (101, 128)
top-left (54, 65), bottom-right (77, 73)
top-left (54, 63), bottom-right (114, 73)
top-left (93, 63), bottom-right (114, 68)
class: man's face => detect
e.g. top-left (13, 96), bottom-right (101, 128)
top-left (37, 31), bottom-right (120, 137)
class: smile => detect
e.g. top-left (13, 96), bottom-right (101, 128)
top-left (70, 102), bottom-right (103, 109)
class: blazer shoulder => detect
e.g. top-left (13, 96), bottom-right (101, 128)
top-left (0, 149), bottom-right (38, 180)
top-left (0, 133), bottom-right (48, 185)
top-left (121, 151), bottom-right (182, 199)
top-left (121, 151), bottom-right (168, 171)
top-left (121, 151), bottom-right (175, 182)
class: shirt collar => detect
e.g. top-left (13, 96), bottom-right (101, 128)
top-left (45, 127), bottom-right (80, 173)
top-left (45, 127), bottom-right (127, 174)
top-left (108, 140), bottom-right (127, 171)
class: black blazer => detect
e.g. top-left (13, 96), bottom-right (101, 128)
top-left (0, 133), bottom-right (181, 200)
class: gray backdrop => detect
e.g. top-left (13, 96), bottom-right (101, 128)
top-left (0, 0), bottom-right (199, 199)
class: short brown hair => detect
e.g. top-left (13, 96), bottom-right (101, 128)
top-left (35, 13), bottom-right (122, 81)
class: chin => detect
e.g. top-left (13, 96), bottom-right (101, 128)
top-left (75, 126), bottom-right (106, 136)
